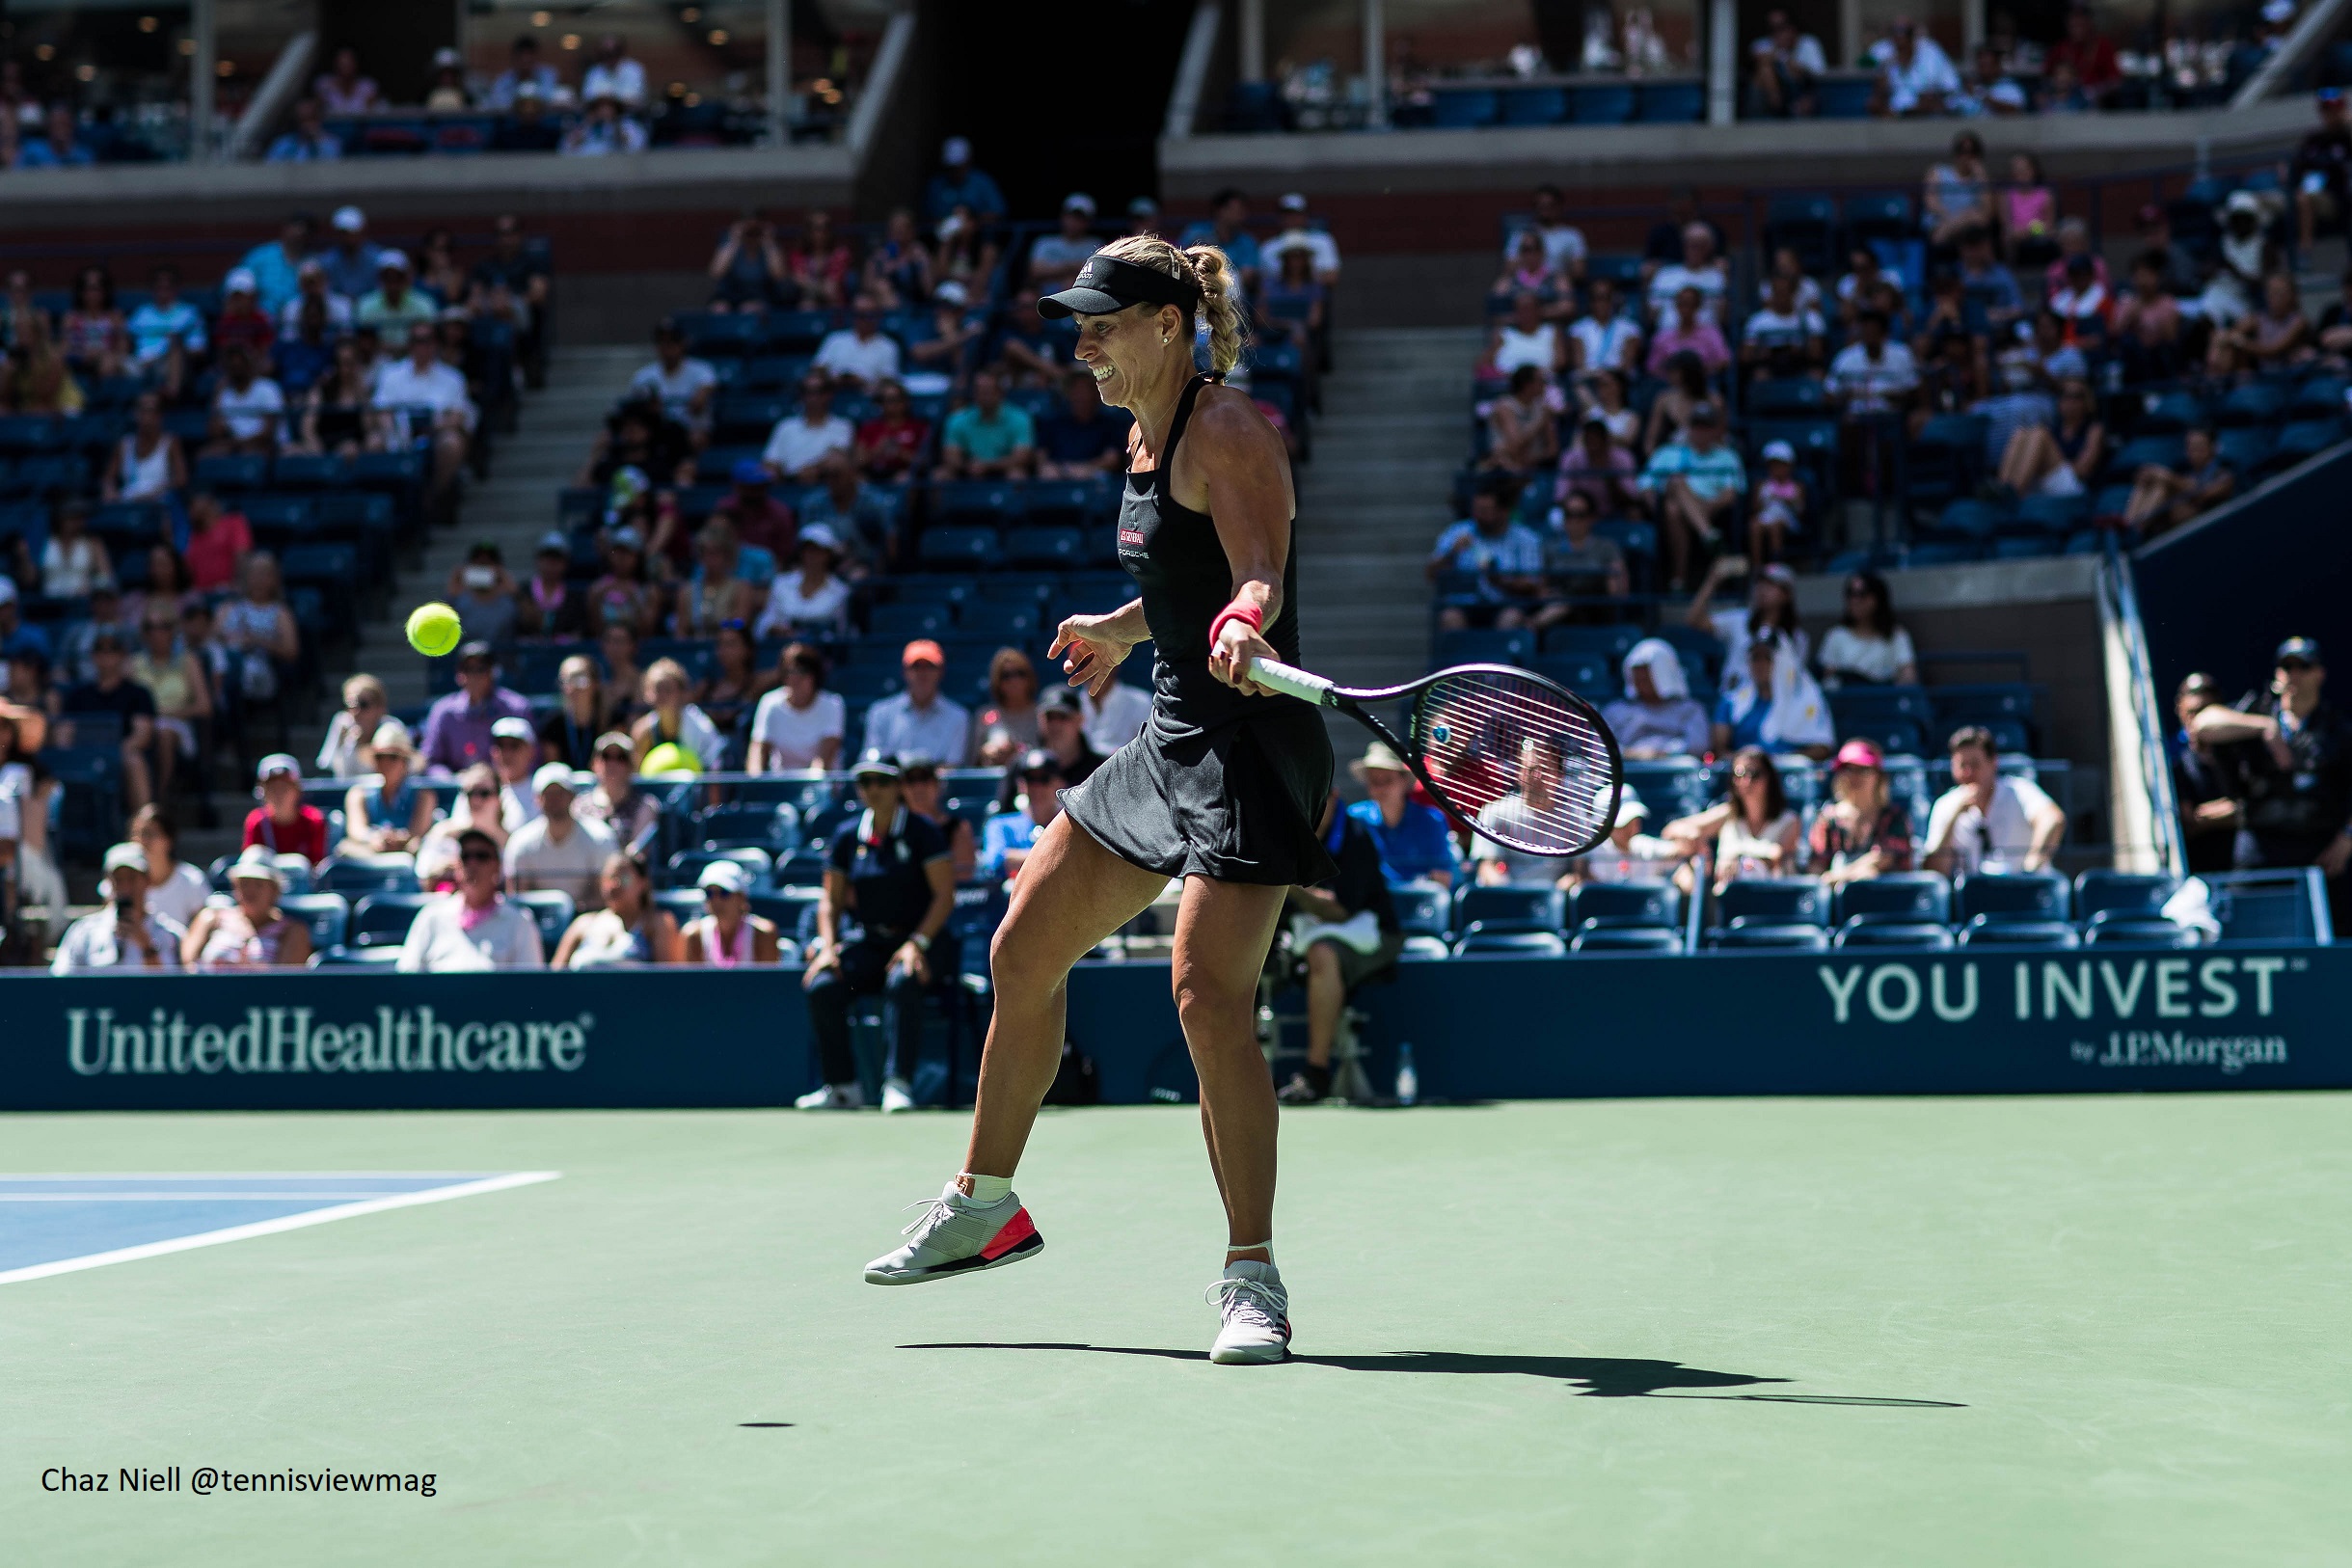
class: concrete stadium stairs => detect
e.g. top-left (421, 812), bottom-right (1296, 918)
top-left (1291, 326), bottom-right (1481, 761)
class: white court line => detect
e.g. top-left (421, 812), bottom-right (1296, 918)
top-left (0, 1171), bottom-right (517, 1179)
top-left (0, 1171), bottom-right (561, 1286)
top-left (0, 1193), bottom-right (469, 1202)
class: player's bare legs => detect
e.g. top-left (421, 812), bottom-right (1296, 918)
top-left (960, 815), bottom-right (1168, 1180)
top-left (1169, 875), bottom-right (1286, 1260)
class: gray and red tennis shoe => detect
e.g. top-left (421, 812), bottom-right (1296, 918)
top-left (863, 1182), bottom-right (1043, 1284)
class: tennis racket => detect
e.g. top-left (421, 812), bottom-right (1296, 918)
top-left (1248, 658), bottom-right (1624, 858)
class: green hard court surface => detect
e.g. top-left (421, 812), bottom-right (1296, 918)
top-left (5, 1095), bottom-right (2350, 1567)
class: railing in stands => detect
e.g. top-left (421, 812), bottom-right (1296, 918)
top-left (2099, 532), bottom-right (2186, 879)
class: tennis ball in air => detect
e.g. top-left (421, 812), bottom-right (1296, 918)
top-left (405, 602), bottom-right (464, 658)
top-left (641, 742), bottom-right (700, 777)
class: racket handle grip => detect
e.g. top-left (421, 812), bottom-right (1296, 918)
top-left (1248, 657), bottom-right (1335, 707)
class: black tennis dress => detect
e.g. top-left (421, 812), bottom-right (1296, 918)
top-left (1057, 375), bottom-right (1337, 886)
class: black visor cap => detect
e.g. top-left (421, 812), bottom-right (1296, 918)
top-left (1039, 255), bottom-right (1200, 320)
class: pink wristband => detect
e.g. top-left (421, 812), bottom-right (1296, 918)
top-left (1208, 602), bottom-right (1264, 650)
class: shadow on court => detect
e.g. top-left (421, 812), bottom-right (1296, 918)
top-left (900, 1344), bottom-right (1962, 1405)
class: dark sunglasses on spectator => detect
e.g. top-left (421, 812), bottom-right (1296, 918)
top-left (2281, 660), bottom-right (2314, 672)
top-left (466, 786), bottom-right (498, 798)
top-left (460, 849), bottom-right (499, 864)
top-left (144, 619), bottom-right (175, 631)
top-left (703, 885), bottom-right (741, 900)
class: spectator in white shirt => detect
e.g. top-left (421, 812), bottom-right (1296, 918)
top-left (399, 828), bottom-right (548, 971)
top-left (1647, 224), bottom-right (1729, 324)
top-left (1026, 194), bottom-right (1101, 289)
top-left (862, 638), bottom-right (972, 765)
top-left (812, 297), bottom-right (905, 392)
top-left (503, 763), bottom-right (618, 911)
top-left (372, 321), bottom-right (475, 498)
top-left (1923, 726), bottom-right (2067, 877)
top-left (748, 641), bottom-right (846, 772)
top-left (1569, 278), bottom-right (1642, 384)
top-left (581, 34), bottom-right (647, 107)
top-left (279, 259), bottom-right (354, 337)
top-left (763, 373), bottom-right (855, 482)
top-left (1080, 679), bottom-right (1150, 755)
top-left (205, 344), bottom-right (285, 456)
top-left (1825, 309), bottom-right (1919, 419)
top-left (1817, 571), bottom-right (1919, 687)
top-left (1871, 16), bottom-right (1960, 116)
top-left (627, 323), bottom-right (717, 437)
top-left (51, 841), bottom-right (184, 973)
top-left (1508, 183), bottom-right (1587, 282)
top-left (752, 524), bottom-right (853, 639)
top-left (490, 716), bottom-right (543, 827)
top-left (1261, 193), bottom-right (1341, 284)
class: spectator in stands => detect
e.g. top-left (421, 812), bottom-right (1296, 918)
top-left (2292, 89), bottom-right (2352, 253)
top-left (1276, 789), bottom-right (1405, 1106)
top-left (589, 535), bottom-right (661, 640)
top-left (2113, 254), bottom-right (2185, 385)
top-left (858, 639), bottom-right (966, 765)
top-left (1641, 350), bottom-right (1713, 455)
top-left (182, 844), bottom-right (311, 969)
top-left (1179, 188), bottom-right (1264, 291)
top-left (554, 851), bottom-right (681, 968)
top-left (217, 551), bottom-right (299, 712)
top-left (908, 279), bottom-right (986, 393)
top-left (695, 464), bottom-right (790, 568)
top-left (1748, 8), bottom-right (1826, 118)
top-left (3, 313), bottom-right (82, 416)
top-left (274, 298), bottom-right (334, 398)
top-left (763, 372), bottom-right (855, 484)
top-left (204, 343), bottom-right (285, 457)
top-left (1640, 401), bottom-right (1744, 592)
top-left (125, 264), bottom-right (203, 398)
top-left (34, 500), bottom-right (110, 600)
top-left (311, 45), bottom-right (378, 113)
top-left (241, 752), bottom-right (328, 863)
top-left (1530, 491), bottom-right (1632, 622)
top-left (969, 647), bottom-right (1041, 766)
top-left (1992, 376), bottom-right (2103, 504)
top-left (1690, 556), bottom-right (1809, 670)
top-left (1471, 736), bottom-right (1578, 887)
top-left (58, 627), bottom-right (155, 813)
top-left (925, 137), bottom-right (1005, 225)
top-left (904, 752), bottom-right (981, 881)
top-left (513, 534), bottom-right (587, 643)
top-left (672, 522), bottom-right (763, 638)
top-left (471, 215), bottom-right (551, 384)
top-left (1556, 414), bottom-right (1641, 521)
top-left (285, 257), bottom-right (355, 336)
top-left (1081, 667), bottom-right (1156, 752)
top-left (808, 296), bottom-right (901, 395)
top-left (862, 207), bottom-right (935, 309)
top-left (489, 717), bottom-right (543, 825)
top-left (1870, 14), bottom-right (1960, 116)
top-left (2044, 254), bottom-right (2113, 357)
top-left (422, 641), bottom-right (532, 776)
top-left (1027, 194), bottom-right (1102, 291)
top-left (1511, 184), bottom-right (1587, 282)
top-left (294, 338), bottom-right (375, 458)
top-left (374, 321), bottom-right (475, 501)
top-left (800, 752), bottom-right (956, 1113)
top-left (581, 32), bottom-right (646, 107)
top-left (1124, 196), bottom-right (1163, 238)
top-left (1647, 285), bottom-right (1730, 381)
top-left (356, 252), bottom-right (435, 337)
top-left (1486, 291), bottom-right (1567, 384)
top-left (1825, 309), bottom-right (1918, 490)
top-left (705, 623), bottom-right (771, 752)
top-left (628, 323), bottom-right (716, 441)
top-left (980, 749), bottom-right (1064, 881)
top-left (576, 732), bottom-right (659, 854)
top-left (707, 210), bottom-right (790, 312)
top-left (2046, 3), bottom-right (2121, 104)
top-left (1711, 638), bottom-right (1834, 759)
top-left (1346, 740), bottom-right (1457, 887)
top-left (1742, 273), bottom-right (1826, 383)
top-left (101, 392), bottom-right (186, 504)
top-left (1034, 365), bottom-right (1126, 481)
top-left (170, 491), bottom-right (245, 591)
top-left (317, 206), bottom-right (381, 303)
top-left (631, 658), bottom-right (725, 771)
top-left (123, 804), bottom-right (207, 932)
top-left (748, 642), bottom-right (844, 773)
top-left (753, 525), bottom-right (850, 640)
top-left (852, 382), bottom-right (932, 486)
top-left (422, 46), bottom-right (472, 110)
top-left (265, 96), bottom-right (340, 163)
top-left (1606, 638), bottom-right (1709, 760)
top-left (0, 581), bottom-right (48, 664)
top-left (785, 209), bottom-right (855, 310)
top-left (316, 674), bottom-right (388, 777)
top-left (1923, 725), bottom-right (2066, 877)
top-left (2203, 194), bottom-right (2279, 328)
top-left (1817, 571), bottom-right (1917, 688)
top-left (2171, 672), bottom-right (2240, 877)
top-left (794, 453), bottom-right (892, 574)
top-left (1807, 740), bottom-right (1915, 886)
top-left (1032, 686), bottom-right (1104, 790)
top-left (1429, 473), bottom-right (1544, 632)
top-left (487, 34), bottom-right (558, 107)
top-left (1744, 441), bottom-right (1808, 569)
top-left (678, 858), bottom-right (780, 965)
top-left (1493, 229), bottom-right (1563, 307)
top-left (56, 578), bottom-right (131, 687)
top-left (1569, 280), bottom-right (1642, 388)
top-left (14, 103), bottom-right (91, 169)
top-left (61, 266), bottom-right (127, 381)
top-left (2193, 637), bottom-right (2352, 929)
top-left (1262, 193), bottom-right (1340, 286)
top-left (524, 658), bottom-right (602, 772)
top-left (1647, 224), bottom-right (1729, 325)
top-left (444, 541), bottom-right (521, 658)
top-left (51, 841), bottom-right (181, 974)
top-left (1923, 133), bottom-right (1992, 248)
top-left (1666, 746), bottom-right (1802, 893)
top-left (2124, 425), bottom-right (2234, 537)
top-left (504, 763), bottom-right (616, 912)
top-left (558, 91), bottom-right (648, 156)
top-left (123, 544), bottom-right (195, 631)
top-left (939, 367), bottom-right (1036, 479)
top-left (1258, 244), bottom-right (1329, 357)
top-left (1576, 367), bottom-right (1641, 453)
top-left (416, 766), bottom-right (510, 887)
top-left (401, 827), bottom-right (547, 971)
top-left (1483, 365), bottom-right (1558, 477)
top-left (2209, 272), bottom-right (2311, 378)
top-left (1917, 288), bottom-right (1988, 396)
top-left (342, 718), bottom-right (434, 854)
top-left (129, 600), bottom-right (207, 804)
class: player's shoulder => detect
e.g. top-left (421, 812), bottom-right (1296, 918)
top-left (1189, 381), bottom-right (1274, 437)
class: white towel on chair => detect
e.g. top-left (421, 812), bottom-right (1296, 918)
top-left (1290, 908), bottom-right (1383, 956)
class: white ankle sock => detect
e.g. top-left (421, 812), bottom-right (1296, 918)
top-left (957, 1173), bottom-right (1013, 1205)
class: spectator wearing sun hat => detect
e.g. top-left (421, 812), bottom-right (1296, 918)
top-left (213, 269), bottom-right (280, 367)
top-left (681, 857), bottom-right (783, 965)
top-left (925, 136), bottom-right (1006, 225)
top-left (356, 249), bottom-right (437, 334)
top-left (1807, 740), bottom-right (1915, 885)
top-left (503, 762), bottom-right (616, 910)
top-left (242, 752), bottom-right (332, 864)
top-left (862, 639), bottom-right (973, 766)
top-left (51, 842), bottom-right (184, 974)
top-left (1261, 193), bottom-right (1341, 284)
top-left (182, 844), bottom-right (311, 970)
top-left (1345, 741), bottom-right (1458, 887)
top-left (399, 827), bottom-right (547, 972)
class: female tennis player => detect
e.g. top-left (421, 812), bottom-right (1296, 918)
top-left (861, 236), bottom-right (1329, 1365)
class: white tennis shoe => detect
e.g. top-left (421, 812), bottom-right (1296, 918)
top-left (1206, 1260), bottom-right (1291, 1365)
top-left (796, 1082), bottom-right (865, 1111)
top-left (864, 1182), bottom-right (1043, 1284)
top-left (879, 1076), bottom-right (915, 1114)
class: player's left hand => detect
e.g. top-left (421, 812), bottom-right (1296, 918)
top-left (1210, 618), bottom-right (1279, 697)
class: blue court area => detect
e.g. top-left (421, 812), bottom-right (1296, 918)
top-left (0, 1172), bottom-right (557, 1284)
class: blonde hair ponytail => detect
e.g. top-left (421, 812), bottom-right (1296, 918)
top-left (1093, 233), bottom-right (1252, 376)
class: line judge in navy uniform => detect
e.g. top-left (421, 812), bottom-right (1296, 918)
top-left (800, 753), bottom-right (957, 1112)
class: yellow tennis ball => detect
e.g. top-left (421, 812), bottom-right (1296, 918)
top-left (641, 742), bottom-right (700, 777)
top-left (405, 602), bottom-right (463, 658)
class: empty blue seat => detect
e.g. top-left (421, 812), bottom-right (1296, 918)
top-left (1817, 75), bottom-right (1878, 118)
top-left (1500, 85), bottom-right (1567, 125)
top-left (2009, 494), bottom-right (2089, 535)
top-left (1528, 652), bottom-right (1610, 696)
top-left (694, 802), bottom-right (800, 849)
top-left (1955, 871), bottom-right (2068, 924)
top-left (917, 526), bottom-right (1003, 570)
top-left (1570, 83), bottom-right (1635, 123)
top-left (932, 481), bottom-right (1025, 527)
top-left (2289, 374), bottom-right (2348, 419)
top-left (1832, 922), bottom-right (1954, 949)
top-left (958, 600), bottom-right (1041, 642)
top-left (1392, 883), bottom-right (1450, 938)
top-left (2109, 434), bottom-right (2182, 478)
top-left (1568, 881), bottom-right (1680, 933)
top-left (1435, 627), bottom-right (1533, 666)
top-left (869, 600), bottom-right (952, 639)
top-left (321, 858), bottom-right (415, 897)
top-left (1718, 878), bottom-right (1828, 928)
top-left (194, 452), bottom-right (269, 490)
top-left (1003, 525), bottom-right (1083, 568)
top-left (2083, 917), bottom-right (2197, 948)
top-left (1452, 884), bottom-right (1562, 938)
top-left (2206, 867), bottom-right (2332, 943)
top-left (2135, 390), bottom-right (2207, 434)
top-left (2214, 381), bottom-right (2286, 427)
top-left (2215, 426), bottom-right (2275, 474)
top-left (1958, 916), bottom-right (2079, 948)
top-left (1570, 927), bottom-right (1682, 954)
top-left (1457, 930), bottom-right (1567, 957)
top-left (2073, 869), bottom-right (2177, 922)
top-left (1636, 81), bottom-right (1704, 122)
top-left (2268, 419), bottom-right (2344, 472)
top-left (513, 890), bottom-right (577, 952)
top-left (1431, 88), bottom-right (1500, 128)
top-left (1842, 192), bottom-right (1915, 242)
top-left (1707, 924), bottom-right (1829, 951)
top-left (273, 452), bottom-right (347, 488)
top-left (280, 892), bottom-right (351, 954)
top-left (1834, 872), bottom-right (1951, 927)
top-left (350, 892), bottom-right (430, 949)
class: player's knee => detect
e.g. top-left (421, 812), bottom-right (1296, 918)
top-left (1172, 964), bottom-right (1252, 1033)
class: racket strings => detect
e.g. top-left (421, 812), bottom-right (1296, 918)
top-left (1408, 670), bottom-right (1615, 855)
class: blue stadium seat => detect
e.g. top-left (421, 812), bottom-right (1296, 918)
top-left (1747, 377), bottom-right (1829, 417)
top-left (1831, 922), bottom-right (1954, 949)
top-left (1392, 882), bottom-right (1451, 939)
top-left (932, 481), bottom-right (1026, 527)
top-left (2214, 381), bottom-right (2287, 427)
top-left (1567, 881), bottom-right (1680, 933)
top-left (1457, 930), bottom-right (1568, 957)
top-left (1569, 926), bottom-right (1682, 954)
top-left (1452, 884), bottom-right (1563, 938)
top-left (2215, 426), bottom-right (2275, 474)
top-left (1834, 872), bottom-right (1951, 928)
top-left (1816, 75), bottom-right (1878, 118)
top-left (1539, 624), bottom-right (1640, 662)
top-left (2083, 917), bottom-right (2197, 947)
top-left (869, 599), bottom-right (953, 640)
top-left (2073, 870), bottom-right (2177, 923)
top-left (695, 802), bottom-right (800, 850)
top-left (917, 526), bottom-right (1004, 571)
top-left (2206, 867), bottom-right (2333, 943)
top-left (1529, 653), bottom-right (1610, 697)
top-left (350, 892), bottom-right (430, 949)
top-left (1431, 88), bottom-right (1500, 128)
top-left (321, 858), bottom-right (416, 897)
top-left (1957, 916), bottom-right (2079, 948)
top-left (1841, 192), bottom-right (1915, 245)
top-left (1635, 81), bottom-right (1704, 122)
top-left (2267, 419), bottom-right (2344, 473)
top-left (280, 893), bottom-right (351, 954)
top-left (2134, 390), bottom-right (2207, 435)
top-left (1955, 871), bottom-right (2068, 924)
top-left (1435, 627), bottom-right (1533, 666)
top-left (2108, 434), bottom-right (2183, 479)
top-left (1706, 924), bottom-right (1829, 951)
top-left (958, 600), bottom-right (1041, 643)
top-left (514, 890), bottom-right (577, 952)
top-left (1003, 525), bottom-right (1084, 569)
top-left (2289, 374), bottom-right (2347, 419)
top-left (1623, 759), bottom-right (1710, 822)
top-left (1500, 85), bottom-right (1567, 125)
top-left (1570, 83), bottom-right (1635, 124)
top-left (194, 452), bottom-right (269, 491)
top-left (273, 452), bottom-right (348, 488)
top-left (2009, 494), bottom-right (2089, 536)
top-left (1764, 195), bottom-right (1838, 274)
top-left (1718, 878), bottom-right (1828, 928)
top-left (1020, 479), bottom-right (1112, 527)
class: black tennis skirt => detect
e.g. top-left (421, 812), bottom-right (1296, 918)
top-left (1059, 694), bottom-right (1337, 886)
